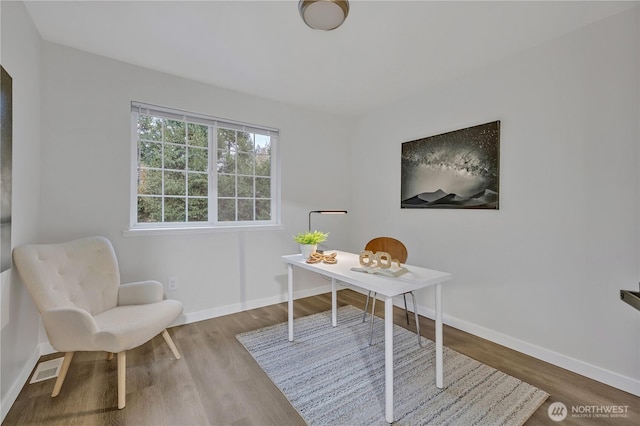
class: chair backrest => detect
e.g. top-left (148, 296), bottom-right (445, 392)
top-left (364, 237), bottom-right (408, 263)
top-left (13, 236), bottom-right (121, 316)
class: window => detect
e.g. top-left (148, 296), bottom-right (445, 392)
top-left (130, 102), bottom-right (279, 231)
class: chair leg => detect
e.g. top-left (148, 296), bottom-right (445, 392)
top-left (107, 352), bottom-right (114, 361)
top-left (410, 292), bottom-right (422, 347)
top-left (362, 291), bottom-right (371, 322)
top-left (369, 294), bottom-right (377, 345)
top-left (51, 352), bottom-right (74, 397)
top-left (162, 329), bottom-right (182, 359)
top-left (403, 293), bottom-right (410, 325)
top-left (117, 352), bottom-right (126, 409)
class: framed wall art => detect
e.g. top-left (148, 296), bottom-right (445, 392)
top-left (1, 66), bottom-right (13, 272)
top-left (401, 120), bottom-right (500, 209)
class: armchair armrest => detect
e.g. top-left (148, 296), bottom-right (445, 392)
top-left (118, 280), bottom-right (164, 306)
top-left (42, 307), bottom-right (99, 351)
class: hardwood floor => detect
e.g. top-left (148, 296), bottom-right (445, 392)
top-left (3, 290), bottom-right (638, 425)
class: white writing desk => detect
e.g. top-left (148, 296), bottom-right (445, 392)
top-left (282, 250), bottom-right (452, 424)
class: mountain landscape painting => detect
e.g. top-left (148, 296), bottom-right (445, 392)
top-left (401, 121), bottom-right (500, 209)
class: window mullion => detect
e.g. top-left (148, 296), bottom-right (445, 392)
top-left (209, 126), bottom-right (216, 225)
top-left (184, 119), bottom-right (189, 222)
top-left (161, 122), bottom-right (165, 222)
top-left (235, 131), bottom-right (239, 222)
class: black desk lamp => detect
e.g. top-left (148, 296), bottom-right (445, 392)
top-left (308, 210), bottom-right (348, 232)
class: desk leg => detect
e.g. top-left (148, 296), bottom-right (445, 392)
top-left (435, 283), bottom-right (443, 388)
top-left (288, 264), bottom-right (294, 342)
top-left (384, 296), bottom-right (394, 424)
top-left (332, 278), bottom-right (337, 327)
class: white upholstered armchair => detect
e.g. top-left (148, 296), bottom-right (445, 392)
top-left (13, 236), bottom-right (184, 409)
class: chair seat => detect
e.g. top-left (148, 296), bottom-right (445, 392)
top-left (93, 300), bottom-right (183, 353)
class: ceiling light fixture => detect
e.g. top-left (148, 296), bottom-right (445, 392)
top-left (299, 0), bottom-right (350, 31)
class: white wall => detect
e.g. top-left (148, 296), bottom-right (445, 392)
top-left (2, 3), bottom-right (638, 421)
top-left (39, 42), bottom-right (352, 322)
top-left (349, 7), bottom-right (639, 395)
top-left (0, 0), bottom-right (43, 418)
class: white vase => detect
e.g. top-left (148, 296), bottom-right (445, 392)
top-left (300, 244), bottom-right (317, 259)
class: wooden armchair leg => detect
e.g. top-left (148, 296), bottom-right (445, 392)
top-left (162, 329), bottom-right (182, 359)
top-left (117, 352), bottom-right (126, 409)
top-left (107, 352), bottom-right (114, 361)
top-left (52, 352), bottom-right (74, 397)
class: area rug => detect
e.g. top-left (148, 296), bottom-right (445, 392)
top-left (236, 306), bottom-right (548, 426)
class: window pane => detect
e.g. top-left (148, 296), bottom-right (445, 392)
top-left (218, 174), bottom-right (235, 197)
top-left (217, 129), bottom-right (236, 151)
top-left (217, 149), bottom-right (236, 173)
top-left (255, 177), bottom-right (270, 198)
top-left (255, 154), bottom-right (270, 176)
top-left (164, 120), bottom-right (185, 143)
top-left (218, 199), bottom-right (236, 221)
top-left (237, 152), bottom-right (253, 175)
top-left (255, 134), bottom-right (270, 154)
top-left (164, 171), bottom-right (186, 195)
top-left (188, 198), bottom-right (208, 221)
top-left (138, 169), bottom-right (162, 195)
top-left (165, 145), bottom-right (186, 170)
top-left (188, 123), bottom-right (208, 147)
top-left (238, 176), bottom-right (253, 197)
top-left (255, 199), bottom-right (271, 220)
top-left (138, 115), bottom-right (162, 141)
top-left (188, 147), bottom-right (208, 172)
top-left (138, 196), bottom-right (162, 222)
top-left (139, 142), bottom-right (162, 168)
top-left (164, 197), bottom-right (186, 222)
top-left (237, 132), bottom-right (254, 153)
top-left (238, 199), bottom-right (254, 221)
top-left (188, 173), bottom-right (208, 197)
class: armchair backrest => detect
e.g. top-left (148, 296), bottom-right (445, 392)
top-left (13, 236), bottom-right (121, 316)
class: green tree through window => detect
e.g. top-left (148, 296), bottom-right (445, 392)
top-left (132, 103), bottom-right (278, 228)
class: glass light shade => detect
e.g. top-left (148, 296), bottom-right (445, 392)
top-left (299, 0), bottom-right (349, 31)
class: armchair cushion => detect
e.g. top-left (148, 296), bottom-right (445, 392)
top-left (93, 300), bottom-right (183, 353)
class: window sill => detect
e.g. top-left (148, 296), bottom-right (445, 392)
top-left (123, 224), bottom-right (284, 237)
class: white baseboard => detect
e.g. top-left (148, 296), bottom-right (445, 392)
top-left (174, 283), bottom-right (332, 326)
top-left (413, 303), bottom-right (640, 397)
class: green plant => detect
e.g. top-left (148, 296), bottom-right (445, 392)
top-left (293, 230), bottom-right (329, 245)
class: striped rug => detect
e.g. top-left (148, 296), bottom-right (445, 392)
top-left (237, 306), bottom-right (548, 425)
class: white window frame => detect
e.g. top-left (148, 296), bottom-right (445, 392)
top-left (126, 102), bottom-right (281, 236)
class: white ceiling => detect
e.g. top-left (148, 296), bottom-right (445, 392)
top-left (24, 0), bottom-right (637, 117)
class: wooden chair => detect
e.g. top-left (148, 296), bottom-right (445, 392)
top-left (362, 237), bottom-right (421, 346)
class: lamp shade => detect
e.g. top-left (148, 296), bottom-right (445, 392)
top-left (299, 0), bottom-right (349, 31)
top-left (308, 210), bottom-right (348, 231)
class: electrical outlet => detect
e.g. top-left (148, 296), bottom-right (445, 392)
top-left (168, 277), bottom-right (177, 291)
